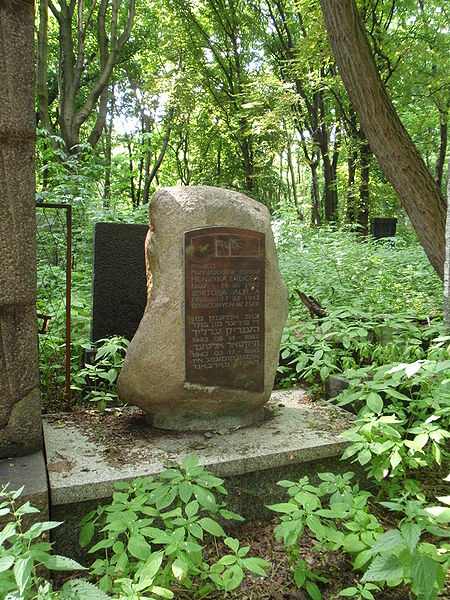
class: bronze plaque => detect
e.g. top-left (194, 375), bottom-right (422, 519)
top-left (184, 227), bottom-right (265, 392)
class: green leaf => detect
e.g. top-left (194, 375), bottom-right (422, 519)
top-left (185, 499), bottom-right (199, 518)
top-left (366, 392), bottom-right (383, 413)
top-left (128, 534), bottom-right (151, 560)
top-left (14, 556), bottom-right (33, 594)
top-left (267, 502), bottom-right (298, 514)
top-left (338, 588), bottom-right (357, 597)
top-left (362, 555), bottom-right (403, 582)
top-left (179, 481), bottom-right (193, 503)
top-left (193, 484), bottom-right (216, 511)
top-left (198, 517), bottom-right (225, 537)
top-left (410, 553), bottom-right (437, 597)
top-left (172, 557), bottom-right (187, 581)
top-left (138, 551), bottom-right (164, 580)
top-left (306, 580), bottom-right (322, 600)
top-left (224, 537), bottom-right (240, 553)
top-left (358, 448), bottom-right (372, 465)
top-left (369, 529), bottom-right (403, 554)
top-left (88, 537), bottom-right (114, 553)
top-left (59, 578), bottom-right (110, 600)
top-left (243, 557), bottom-right (268, 576)
top-left (0, 556), bottom-right (13, 573)
top-left (151, 586), bottom-right (174, 598)
top-left (79, 522), bottom-right (95, 548)
top-left (44, 555), bottom-right (87, 571)
top-left (181, 454), bottom-right (199, 471)
top-left (223, 564), bottom-right (244, 591)
top-left (401, 522), bottom-right (420, 551)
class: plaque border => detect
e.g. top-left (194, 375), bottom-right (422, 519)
top-left (183, 226), bottom-right (265, 392)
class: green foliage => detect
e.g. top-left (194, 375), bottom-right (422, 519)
top-left (268, 472), bottom-right (449, 600)
top-left (79, 455), bottom-right (268, 597)
top-left (0, 485), bottom-right (106, 600)
top-left (338, 340), bottom-right (450, 487)
top-left (71, 336), bottom-right (130, 411)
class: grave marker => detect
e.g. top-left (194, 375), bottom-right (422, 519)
top-left (184, 227), bottom-right (265, 391)
top-left (117, 186), bottom-right (288, 430)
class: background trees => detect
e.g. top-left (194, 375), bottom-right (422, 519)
top-left (35, 0), bottom-right (448, 267)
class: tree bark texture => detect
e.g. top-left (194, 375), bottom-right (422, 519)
top-left (320, 0), bottom-right (446, 278)
top-left (0, 0), bottom-right (42, 457)
top-left (444, 161), bottom-right (450, 328)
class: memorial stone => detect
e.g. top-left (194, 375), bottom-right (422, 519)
top-left (117, 186), bottom-right (288, 430)
top-left (91, 222), bottom-right (148, 342)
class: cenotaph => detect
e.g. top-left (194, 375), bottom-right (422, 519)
top-left (117, 186), bottom-right (288, 429)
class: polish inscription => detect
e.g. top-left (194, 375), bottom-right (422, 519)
top-left (185, 227), bottom-right (265, 391)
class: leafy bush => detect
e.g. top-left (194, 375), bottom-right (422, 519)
top-left (80, 455), bottom-right (269, 597)
top-left (268, 472), bottom-right (449, 600)
top-left (71, 336), bottom-right (130, 411)
top-left (0, 485), bottom-right (107, 600)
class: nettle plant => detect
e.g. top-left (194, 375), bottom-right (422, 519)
top-left (337, 350), bottom-right (450, 487)
top-left (80, 455), bottom-right (269, 597)
top-left (268, 473), bottom-right (449, 600)
top-left (276, 310), bottom-right (443, 389)
top-left (0, 485), bottom-right (107, 600)
top-left (71, 336), bottom-right (130, 411)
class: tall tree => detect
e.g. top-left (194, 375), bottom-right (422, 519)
top-left (46, 0), bottom-right (135, 152)
top-left (319, 0), bottom-right (446, 278)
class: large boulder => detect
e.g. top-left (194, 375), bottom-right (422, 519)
top-left (117, 186), bottom-right (288, 430)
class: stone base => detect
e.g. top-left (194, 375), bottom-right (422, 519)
top-left (0, 451), bottom-right (49, 529)
top-left (42, 389), bottom-right (356, 560)
top-left (150, 405), bottom-right (265, 430)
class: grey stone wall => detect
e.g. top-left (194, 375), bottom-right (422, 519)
top-left (0, 0), bottom-right (42, 457)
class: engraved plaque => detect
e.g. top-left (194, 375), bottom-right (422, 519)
top-left (185, 227), bottom-right (265, 391)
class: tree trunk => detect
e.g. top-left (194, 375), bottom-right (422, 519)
top-left (444, 163), bottom-right (450, 328)
top-left (125, 134), bottom-right (136, 208)
top-left (358, 138), bottom-right (371, 234)
top-left (310, 159), bottom-right (321, 225)
top-left (346, 144), bottom-right (358, 222)
top-left (320, 0), bottom-right (446, 279)
top-left (142, 107), bottom-right (174, 204)
top-left (0, 0), bottom-right (42, 457)
top-left (435, 110), bottom-right (447, 192)
top-left (102, 88), bottom-right (114, 205)
top-left (287, 141), bottom-right (303, 220)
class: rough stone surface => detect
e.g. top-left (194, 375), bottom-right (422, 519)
top-left (0, 0), bottom-right (41, 457)
top-left (117, 186), bottom-right (289, 429)
top-left (43, 389), bottom-right (352, 506)
top-left (0, 451), bottom-right (49, 529)
top-left (91, 222), bottom-right (148, 342)
top-left (325, 375), bottom-right (350, 400)
top-left (43, 389), bottom-right (357, 560)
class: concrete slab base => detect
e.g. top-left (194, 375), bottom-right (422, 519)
top-left (0, 451), bottom-right (49, 528)
top-left (43, 389), bottom-right (354, 561)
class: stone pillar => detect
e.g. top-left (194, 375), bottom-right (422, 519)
top-left (0, 0), bottom-right (42, 457)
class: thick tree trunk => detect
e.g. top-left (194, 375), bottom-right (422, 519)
top-left (0, 0), bottom-right (42, 457)
top-left (444, 162), bottom-right (450, 328)
top-left (320, 0), bottom-right (446, 279)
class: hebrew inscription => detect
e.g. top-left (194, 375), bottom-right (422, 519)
top-left (185, 227), bottom-right (265, 391)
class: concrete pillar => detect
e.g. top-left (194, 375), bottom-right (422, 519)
top-left (0, 0), bottom-right (42, 457)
